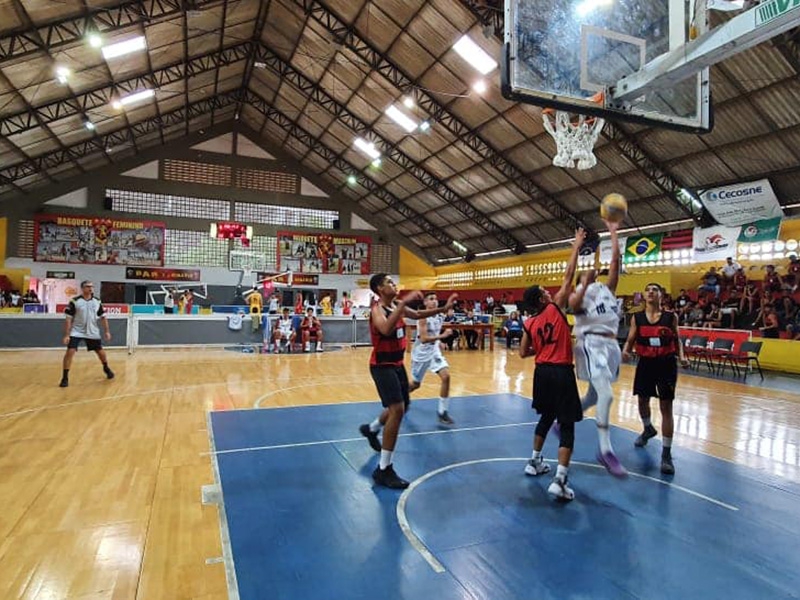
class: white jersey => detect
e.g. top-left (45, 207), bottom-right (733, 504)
top-left (277, 317), bottom-right (294, 336)
top-left (412, 314), bottom-right (444, 360)
top-left (573, 282), bottom-right (620, 338)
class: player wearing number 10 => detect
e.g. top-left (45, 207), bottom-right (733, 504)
top-left (519, 229), bottom-right (586, 502)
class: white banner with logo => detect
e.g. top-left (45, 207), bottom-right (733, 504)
top-left (692, 225), bottom-right (741, 262)
top-left (598, 237), bottom-right (627, 263)
top-left (699, 179), bottom-right (783, 226)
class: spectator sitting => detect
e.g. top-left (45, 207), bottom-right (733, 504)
top-left (760, 304), bottom-right (780, 339)
top-left (273, 307), bottom-right (296, 353)
top-left (702, 301), bottom-right (722, 329)
top-left (502, 311), bottom-right (524, 349)
top-left (784, 255), bottom-right (800, 293)
top-left (461, 309), bottom-right (479, 350)
top-left (764, 265), bottom-right (782, 294)
top-left (721, 291), bottom-right (740, 327)
top-left (687, 302), bottom-right (705, 327)
top-left (441, 308), bottom-right (461, 350)
top-left (776, 295), bottom-right (798, 329)
top-left (300, 307), bottom-right (324, 352)
top-left (733, 267), bottom-right (747, 293)
top-left (698, 267), bottom-right (721, 298)
top-left (741, 282), bottom-right (759, 316)
top-left (721, 257), bottom-right (741, 289)
top-left (786, 308), bottom-right (800, 340)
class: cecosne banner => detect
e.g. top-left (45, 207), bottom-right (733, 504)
top-left (699, 179), bottom-right (783, 226)
top-left (692, 225), bottom-right (741, 262)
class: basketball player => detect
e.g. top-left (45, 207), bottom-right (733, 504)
top-left (59, 280), bottom-right (114, 388)
top-left (408, 292), bottom-right (455, 425)
top-left (570, 219), bottom-right (626, 477)
top-left (273, 307), bottom-right (296, 353)
top-left (519, 229), bottom-right (585, 501)
top-left (245, 287), bottom-right (263, 332)
top-left (622, 283), bottom-right (689, 475)
top-left (300, 307), bottom-right (324, 352)
top-left (359, 274), bottom-right (456, 489)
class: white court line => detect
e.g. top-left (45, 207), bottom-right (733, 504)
top-left (202, 421), bottom-right (537, 456)
top-left (397, 457), bottom-right (739, 574)
top-left (206, 412), bottom-right (241, 600)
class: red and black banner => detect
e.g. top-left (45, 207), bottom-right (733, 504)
top-left (258, 272), bottom-right (319, 285)
top-left (125, 267), bottom-right (201, 281)
top-left (277, 231), bottom-right (371, 275)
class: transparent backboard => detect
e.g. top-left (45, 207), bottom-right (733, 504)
top-left (502, 0), bottom-right (712, 132)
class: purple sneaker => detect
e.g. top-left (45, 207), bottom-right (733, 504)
top-left (597, 451), bottom-right (628, 478)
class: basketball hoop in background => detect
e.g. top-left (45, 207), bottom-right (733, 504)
top-left (542, 92), bottom-right (605, 170)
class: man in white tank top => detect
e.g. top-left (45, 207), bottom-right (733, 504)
top-left (569, 220), bottom-right (626, 477)
top-left (408, 292), bottom-right (454, 425)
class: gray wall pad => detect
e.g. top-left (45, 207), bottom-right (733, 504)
top-left (0, 317), bottom-right (128, 348)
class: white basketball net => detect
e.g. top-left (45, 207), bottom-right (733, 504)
top-left (542, 111), bottom-right (605, 170)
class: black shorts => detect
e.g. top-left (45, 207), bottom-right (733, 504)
top-left (164, 306), bottom-right (174, 314)
top-left (68, 336), bottom-right (102, 351)
top-left (532, 363), bottom-right (583, 424)
top-left (633, 355), bottom-right (678, 401)
top-left (370, 365), bottom-right (410, 408)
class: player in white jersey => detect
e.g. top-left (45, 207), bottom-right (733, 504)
top-left (569, 220), bottom-right (626, 477)
top-left (273, 307), bottom-right (296, 353)
top-left (408, 292), bottom-right (455, 425)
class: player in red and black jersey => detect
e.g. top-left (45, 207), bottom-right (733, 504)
top-left (359, 273), bottom-right (457, 489)
top-left (519, 229), bottom-right (586, 502)
top-left (623, 283), bottom-right (689, 475)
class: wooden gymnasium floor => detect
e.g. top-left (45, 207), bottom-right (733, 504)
top-left (0, 344), bottom-right (799, 599)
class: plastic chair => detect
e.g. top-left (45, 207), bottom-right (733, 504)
top-left (728, 341), bottom-right (764, 381)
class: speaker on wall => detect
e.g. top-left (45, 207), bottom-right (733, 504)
top-left (103, 196), bottom-right (113, 210)
top-left (333, 218), bottom-right (341, 230)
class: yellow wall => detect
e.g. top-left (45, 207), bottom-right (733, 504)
top-left (399, 246), bottom-right (437, 290)
top-left (0, 268), bottom-right (30, 291)
top-left (758, 338), bottom-right (800, 374)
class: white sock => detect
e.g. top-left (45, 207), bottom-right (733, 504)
top-left (598, 426), bottom-right (613, 454)
top-left (531, 449), bottom-right (542, 461)
top-left (438, 396), bottom-right (449, 414)
top-left (556, 464), bottom-right (569, 479)
top-left (317, 342), bottom-right (322, 350)
top-left (369, 418), bottom-right (382, 433)
top-left (379, 449), bottom-right (393, 470)
top-left (663, 437), bottom-right (673, 448)
top-left (642, 417), bottom-right (652, 427)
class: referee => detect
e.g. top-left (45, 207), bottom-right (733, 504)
top-left (60, 280), bottom-right (114, 388)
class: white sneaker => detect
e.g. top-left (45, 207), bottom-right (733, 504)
top-left (316, 343), bottom-right (323, 352)
top-left (304, 342), bottom-right (311, 352)
top-left (524, 458), bottom-right (550, 476)
top-left (547, 476), bottom-right (575, 502)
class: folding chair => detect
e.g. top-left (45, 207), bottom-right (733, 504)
top-left (729, 341), bottom-right (765, 381)
top-left (685, 335), bottom-right (710, 371)
top-left (708, 338), bottom-right (735, 376)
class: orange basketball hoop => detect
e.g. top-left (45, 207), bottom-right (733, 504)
top-left (542, 92), bottom-right (606, 170)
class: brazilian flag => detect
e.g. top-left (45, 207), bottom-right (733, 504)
top-left (625, 233), bottom-right (663, 260)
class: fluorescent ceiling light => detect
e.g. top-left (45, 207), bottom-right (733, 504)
top-left (472, 80), bottom-right (487, 94)
top-left (419, 120), bottom-right (431, 132)
top-left (452, 241), bottom-right (468, 253)
top-left (102, 35), bottom-right (147, 59)
top-left (55, 66), bottom-right (70, 84)
top-left (84, 120), bottom-right (95, 131)
top-left (112, 89), bottom-right (155, 109)
top-left (453, 35), bottom-right (497, 75)
top-left (88, 34), bottom-right (102, 48)
top-left (475, 249), bottom-right (512, 257)
top-left (403, 96), bottom-right (415, 109)
top-left (353, 137), bottom-right (381, 160)
top-left (385, 105), bottom-right (418, 133)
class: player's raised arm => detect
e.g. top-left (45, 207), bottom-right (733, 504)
top-left (371, 291), bottom-right (421, 336)
top-left (554, 228), bottom-right (586, 309)
top-left (605, 219), bottom-right (621, 294)
top-left (405, 293), bottom-right (457, 319)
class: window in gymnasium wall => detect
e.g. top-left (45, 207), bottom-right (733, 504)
top-left (107, 189), bottom-right (230, 221)
top-left (164, 230), bottom-right (229, 267)
top-left (232, 236), bottom-right (277, 271)
top-left (234, 202), bottom-right (337, 229)
top-left (163, 159), bottom-right (232, 187)
top-left (17, 220), bottom-right (34, 258)
top-left (370, 244), bottom-right (394, 273)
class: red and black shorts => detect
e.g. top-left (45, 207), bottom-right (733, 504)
top-left (633, 355), bottom-right (678, 401)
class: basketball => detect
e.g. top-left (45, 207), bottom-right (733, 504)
top-left (600, 193), bottom-right (628, 223)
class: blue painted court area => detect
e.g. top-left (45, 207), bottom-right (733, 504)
top-left (209, 394), bottom-right (800, 600)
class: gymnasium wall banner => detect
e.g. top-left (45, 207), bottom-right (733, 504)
top-left (34, 214), bottom-right (165, 266)
top-left (699, 179), bottom-right (784, 227)
top-left (257, 272), bottom-right (319, 285)
top-left (125, 267), bottom-right (201, 282)
top-left (277, 232), bottom-right (371, 275)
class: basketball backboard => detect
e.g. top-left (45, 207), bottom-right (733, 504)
top-left (502, 0), bottom-right (712, 132)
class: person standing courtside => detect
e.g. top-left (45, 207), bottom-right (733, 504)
top-left (623, 283), bottom-right (689, 475)
top-left (570, 219), bottom-right (626, 477)
top-left (60, 280), bottom-right (114, 388)
top-left (519, 229), bottom-right (585, 501)
top-left (359, 274), bottom-right (456, 489)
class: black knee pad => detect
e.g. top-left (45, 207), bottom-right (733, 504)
top-left (559, 422), bottom-right (575, 450)
top-left (535, 413), bottom-right (555, 438)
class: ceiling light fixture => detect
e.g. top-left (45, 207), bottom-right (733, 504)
top-left (385, 104), bottom-right (418, 133)
top-left (112, 89), bottom-right (155, 110)
top-left (453, 35), bottom-right (498, 74)
top-left (55, 66), bottom-right (70, 84)
top-left (403, 96), bottom-right (415, 109)
top-left (353, 137), bottom-right (381, 160)
top-left (101, 35), bottom-right (147, 60)
top-left (88, 33), bottom-right (102, 48)
top-left (472, 79), bottom-right (487, 94)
